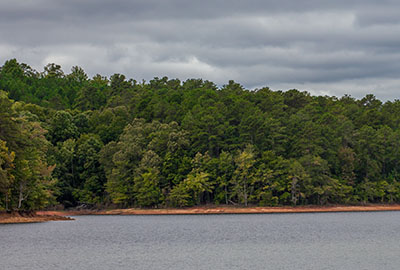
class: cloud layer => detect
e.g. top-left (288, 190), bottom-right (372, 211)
top-left (2, 0), bottom-right (400, 100)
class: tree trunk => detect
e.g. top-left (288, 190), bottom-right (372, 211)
top-left (5, 192), bottom-right (9, 211)
top-left (18, 182), bottom-right (24, 209)
top-left (243, 182), bottom-right (248, 206)
top-left (224, 185), bottom-right (228, 205)
top-left (291, 176), bottom-right (298, 205)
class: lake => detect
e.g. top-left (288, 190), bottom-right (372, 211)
top-left (1, 212), bottom-right (400, 269)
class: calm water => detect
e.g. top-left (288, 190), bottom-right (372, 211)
top-left (1, 212), bottom-right (400, 269)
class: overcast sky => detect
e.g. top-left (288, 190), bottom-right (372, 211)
top-left (2, 0), bottom-right (400, 100)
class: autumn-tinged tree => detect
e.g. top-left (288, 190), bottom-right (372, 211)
top-left (0, 140), bottom-right (15, 210)
top-left (0, 91), bottom-right (56, 210)
top-left (231, 145), bottom-right (257, 206)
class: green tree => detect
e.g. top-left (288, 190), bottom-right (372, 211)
top-left (52, 138), bottom-right (77, 207)
top-left (214, 151), bottom-right (234, 204)
top-left (102, 119), bottom-right (189, 206)
top-left (134, 168), bottom-right (162, 207)
top-left (49, 110), bottom-right (78, 144)
top-left (73, 134), bottom-right (105, 205)
top-left (287, 160), bottom-right (308, 205)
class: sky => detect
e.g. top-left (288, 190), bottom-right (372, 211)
top-left (1, 0), bottom-right (400, 100)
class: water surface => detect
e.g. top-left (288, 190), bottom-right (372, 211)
top-left (1, 212), bottom-right (400, 269)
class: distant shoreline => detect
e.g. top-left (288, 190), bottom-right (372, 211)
top-left (37, 204), bottom-right (400, 217)
top-left (0, 212), bottom-right (73, 224)
top-left (3, 205), bottom-right (400, 224)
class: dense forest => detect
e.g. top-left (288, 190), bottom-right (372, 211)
top-left (1, 58), bottom-right (400, 210)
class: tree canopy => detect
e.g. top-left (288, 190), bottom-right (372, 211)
top-left (2, 58), bottom-right (400, 210)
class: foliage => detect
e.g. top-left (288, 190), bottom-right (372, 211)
top-left (3, 58), bottom-right (400, 209)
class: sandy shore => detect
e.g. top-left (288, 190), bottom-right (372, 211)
top-left (0, 212), bottom-right (73, 224)
top-left (37, 204), bottom-right (400, 216)
top-left (3, 204), bottom-right (399, 224)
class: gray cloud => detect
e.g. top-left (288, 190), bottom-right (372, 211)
top-left (2, 0), bottom-right (400, 100)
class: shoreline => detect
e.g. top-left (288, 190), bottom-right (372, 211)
top-left (38, 204), bottom-right (400, 216)
top-left (0, 212), bottom-right (73, 224)
top-left (4, 204), bottom-right (400, 224)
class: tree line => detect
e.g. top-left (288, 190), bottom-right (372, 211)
top-left (1, 58), bottom-right (400, 210)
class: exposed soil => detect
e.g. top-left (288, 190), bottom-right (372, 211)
top-left (4, 204), bottom-right (399, 223)
top-left (37, 204), bottom-right (400, 216)
top-left (0, 211), bottom-right (74, 224)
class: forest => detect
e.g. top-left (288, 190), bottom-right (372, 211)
top-left (1, 58), bottom-right (400, 211)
